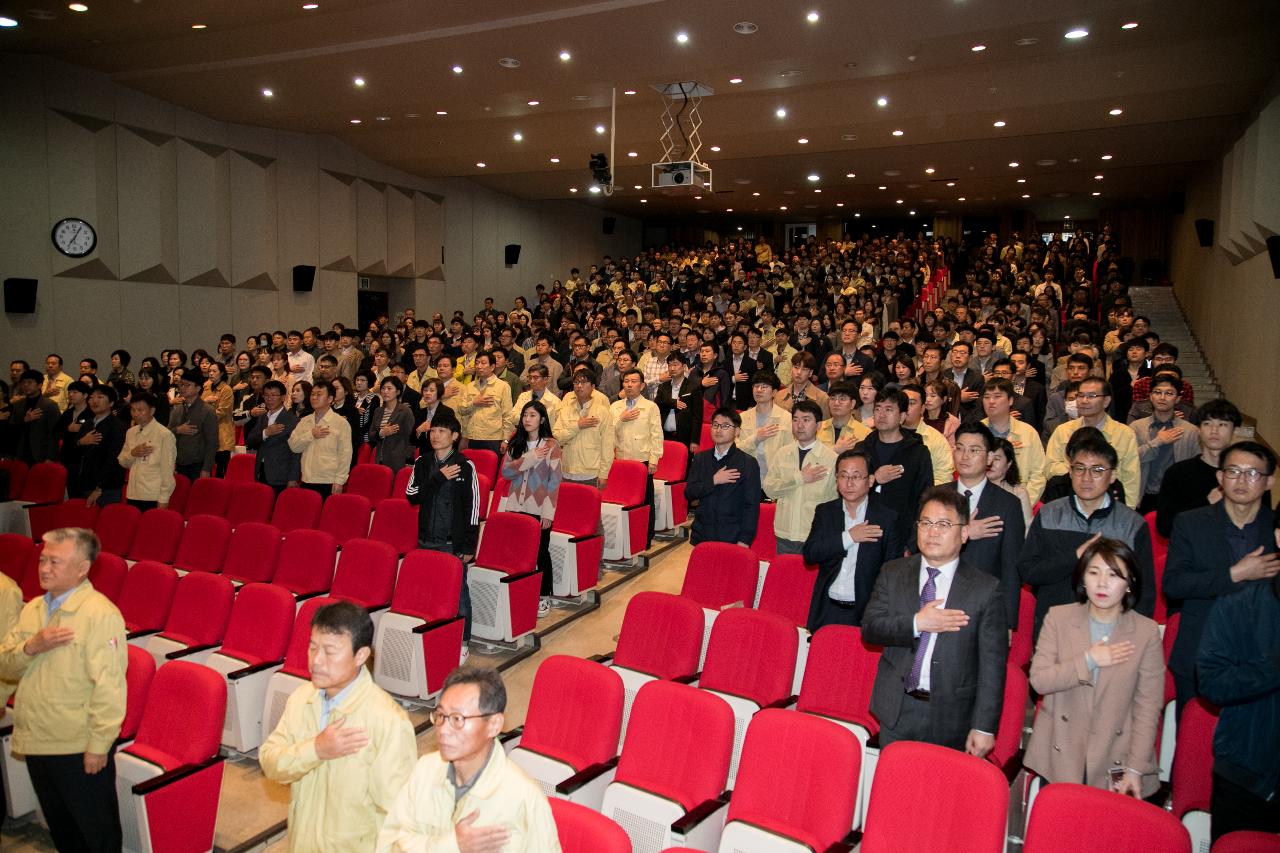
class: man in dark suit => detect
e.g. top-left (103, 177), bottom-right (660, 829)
top-left (803, 448), bottom-right (901, 630)
top-left (691, 343), bottom-right (732, 412)
top-left (862, 486), bottom-right (1007, 755)
top-left (724, 332), bottom-right (760, 411)
top-left (76, 385), bottom-right (127, 507)
top-left (684, 407), bottom-right (762, 547)
top-left (245, 380), bottom-right (301, 494)
top-left (992, 358), bottom-right (1042, 432)
top-left (655, 354), bottom-right (703, 451)
top-left (746, 328), bottom-right (774, 375)
top-left (946, 341), bottom-right (986, 423)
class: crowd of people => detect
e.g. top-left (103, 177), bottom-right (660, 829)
top-left (1, 225), bottom-right (1278, 848)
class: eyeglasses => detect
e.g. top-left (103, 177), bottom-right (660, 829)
top-left (836, 473), bottom-right (869, 482)
top-left (1070, 463), bottom-right (1113, 478)
top-left (1222, 467), bottom-right (1265, 482)
top-left (429, 710), bottom-right (496, 730)
top-left (709, 421), bottom-right (737, 430)
top-left (1149, 389), bottom-right (1177, 398)
top-left (1076, 391), bottom-right (1105, 401)
top-left (917, 518), bottom-right (960, 531)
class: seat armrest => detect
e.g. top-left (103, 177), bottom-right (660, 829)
top-left (588, 653), bottom-right (614, 664)
top-left (672, 672), bottom-right (700, 685)
top-left (293, 590), bottom-right (327, 602)
top-left (763, 694), bottom-right (798, 710)
top-left (823, 830), bottom-right (861, 853)
top-left (126, 629), bottom-right (161, 642)
top-left (0, 723), bottom-right (12, 738)
top-left (165, 643), bottom-right (220, 661)
top-left (131, 755), bottom-right (225, 795)
top-left (664, 478), bottom-right (687, 486)
top-left (670, 791), bottom-right (731, 834)
top-left (364, 603), bottom-right (391, 615)
top-left (866, 732), bottom-right (880, 750)
top-left (227, 659), bottom-right (286, 680)
top-left (554, 756), bottom-right (619, 796)
top-left (498, 726), bottom-right (524, 746)
top-left (620, 502), bottom-right (645, 512)
top-left (499, 569), bottom-right (541, 584)
top-left (22, 500), bottom-right (57, 510)
top-left (568, 533), bottom-right (602, 544)
top-left (412, 615), bottom-right (463, 635)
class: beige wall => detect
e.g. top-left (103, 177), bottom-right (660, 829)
top-left (1168, 93), bottom-right (1280, 446)
top-left (0, 56), bottom-right (639, 370)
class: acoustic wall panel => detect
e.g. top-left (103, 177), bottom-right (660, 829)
top-left (177, 139), bottom-right (232, 287)
top-left (117, 125), bottom-right (178, 283)
top-left (414, 191), bottom-right (445, 280)
top-left (229, 151), bottom-right (278, 290)
top-left (46, 109), bottom-right (119, 280)
top-left (319, 170), bottom-right (357, 272)
top-left (386, 186), bottom-right (416, 278)
top-left (356, 178), bottom-right (389, 276)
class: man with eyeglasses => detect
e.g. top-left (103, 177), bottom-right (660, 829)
top-left (1131, 375), bottom-right (1200, 513)
top-left (1019, 428), bottom-right (1155, 638)
top-left (261, 601), bottom-right (416, 851)
top-left (1165, 441), bottom-right (1277, 714)
top-left (1044, 376), bottom-right (1142, 509)
top-left (686, 407), bottom-right (762, 547)
top-left (380, 666), bottom-right (560, 851)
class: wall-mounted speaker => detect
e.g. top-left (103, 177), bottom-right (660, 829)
top-left (1193, 219), bottom-right (1214, 248)
top-left (3, 278), bottom-right (37, 314)
top-left (292, 264), bottom-right (316, 292)
top-left (603, 216), bottom-right (616, 235)
top-left (504, 244), bottom-right (521, 266)
top-left (1267, 235), bottom-right (1280, 280)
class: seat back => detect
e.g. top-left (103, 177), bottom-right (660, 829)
top-left (0, 533), bottom-right (33, 583)
top-left (796, 625), bottom-right (883, 731)
top-left (392, 464), bottom-right (413, 499)
top-left (345, 463), bottom-right (394, 503)
top-left (121, 644), bottom-right (157, 741)
top-left (88, 551), bottom-right (129, 603)
top-left (318, 493), bottom-right (373, 545)
top-left (224, 452), bottom-right (257, 483)
top-left (131, 662), bottom-right (227, 768)
top-left (679, 541), bottom-right (759, 611)
top-left (1009, 587), bottom-right (1037, 669)
top-left (127, 508), bottom-right (185, 563)
top-left (274, 529), bottom-right (338, 596)
top-left (0, 459), bottom-right (28, 499)
top-left (167, 472), bottom-right (192, 515)
top-left (475, 473), bottom-right (493, 522)
top-left (521, 656), bottom-right (624, 772)
top-left (389, 550), bottom-right (462, 622)
top-left (118, 561), bottom-right (180, 634)
top-left (368, 498), bottom-right (418, 555)
top-left (1212, 832), bottom-right (1280, 853)
top-left (488, 477), bottom-right (509, 519)
top-left (162, 572), bottom-right (235, 646)
top-left (1162, 612), bottom-right (1180, 704)
top-left (862, 741), bottom-right (1010, 853)
top-left (20, 462), bottom-right (67, 503)
top-left (989, 661), bottom-right (1029, 775)
top-left (1144, 510), bottom-right (1169, 623)
top-left (94, 503), bottom-right (141, 557)
top-left (549, 798), bottom-right (632, 853)
top-left (281, 596), bottom-right (341, 678)
top-left (699, 607), bottom-right (797, 707)
top-left (612, 591), bottom-right (704, 680)
top-left (462, 448), bottom-right (499, 484)
top-left (269, 487), bottom-right (322, 534)
top-left (474, 512), bottom-right (540, 575)
top-left (330, 539), bottom-right (398, 609)
top-left (219, 583), bottom-right (295, 664)
top-left (184, 477), bottom-right (232, 519)
top-left (53, 498), bottom-right (100, 533)
top-left (1024, 782), bottom-right (1191, 852)
top-left (600, 460), bottom-right (646, 506)
top-left (551, 482), bottom-right (601, 539)
top-left (222, 522), bottom-right (282, 584)
top-left (615, 680), bottom-right (734, 811)
top-left (1170, 698), bottom-right (1218, 818)
top-left (18, 542), bottom-right (43, 600)
top-left (756, 554), bottom-right (818, 628)
top-left (226, 482), bottom-right (275, 528)
top-left (174, 514), bottom-right (232, 573)
top-left (654, 440), bottom-right (689, 482)
top-left (750, 502), bottom-right (778, 562)
top-left (728, 709), bottom-right (860, 851)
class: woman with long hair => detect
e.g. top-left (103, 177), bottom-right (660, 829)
top-left (500, 400), bottom-right (563, 618)
top-left (289, 380), bottom-right (313, 418)
top-left (331, 376), bottom-right (363, 470)
top-left (987, 437), bottom-right (1033, 526)
top-left (923, 378), bottom-right (961, 446)
top-left (368, 377), bottom-right (416, 473)
top-left (203, 360), bottom-right (235, 477)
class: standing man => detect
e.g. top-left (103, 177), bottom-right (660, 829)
top-left (982, 377), bottom-right (1049, 505)
top-left (287, 381), bottom-right (353, 498)
top-left (862, 487), bottom-right (1007, 755)
top-left (684, 408), bottom-right (761, 547)
top-left (900, 384), bottom-right (955, 486)
top-left (855, 390), bottom-right (934, 548)
top-left (245, 380), bottom-right (301, 494)
top-left (655, 353), bottom-right (703, 452)
top-left (76, 385), bottom-right (127, 507)
top-left (11, 369), bottom-right (59, 464)
top-left (1044, 376), bottom-right (1141, 509)
top-left (816, 382), bottom-right (871, 454)
top-left (260, 601), bottom-right (417, 852)
top-left (118, 392), bottom-right (177, 511)
top-left (946, 341), bottom-right (986, 423)
top-left (1155, 399), bottom-right (1252, 538)
top-left (692, 343), bottom-right (732, 412)
top-left (763, 400), bottom-right (837, 555)
top-left (508, 364), bottom-right (561, 440)
top-left (553, 369), bottom-right (614, 489)
top-left (0, 528), bottom-right (127, 852)
top-left (41, 354), bottom-right (74, 412)
top-left (611, 369), bottom-right (664, 550)
top-left (286, 330), bottom-right (316, 385)
top-left (724, 332), bottom-right (759, 411)
top-left (168, 367), bottom-right (218, 481)
top-left (1131, 374), bottom-right (1199, 512)
top-left (776, 352), bottom-right (830, 420)
top-left (736, 371), bottom-right (792, 482)
top-left (803, 449), bottom-right (901, 629)
top-left (458, 352), bottom-right (512, 456)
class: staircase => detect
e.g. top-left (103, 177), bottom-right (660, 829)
top-left (1126, 286), bottom-right (1220, 403)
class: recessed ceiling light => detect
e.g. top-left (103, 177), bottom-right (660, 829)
top-left (1064, 214), bottom-right (1071, 219)
top-left (1064, 28), bottom-right (1089, 39)
top-left (623, 89), bottom-right (637, 95)
top-left (1092, 191), bottom-right (1102, 196)
top-left (512, 132), bottom-right (523, 141)
top-left (1036, 158), bottom-right (1057, 166)
top-left (925, 167), bottom-right (935, 174)
top-left (376, 116), bottom-right (389, 121)
top-left (452, 65), bottom-right (463, 74)
top-left (549, 157), bottom-right (560, 163)
top-left (498, 57), bottom-right (521, 68)
top-left (993, 120), bottom-right (1006, 128)
top-left (971, 44), bottom-right (986, 52)
top-left (1109, 107), bottom-right (1123, 116)
top-left (68, 3), bottom-right (88, 11)
top-left (353, 77), bottom-right (365, 87)
top-left (813, 189), bottom-right (822, 193)
top-left (892, 129), bottom-right (904, 136)
top-left (634, 184), bottom-right (642, 190)
top-left (836, 202), bottom-right (844, 207)
top-left (349, 119), bottom-right (361, 124)
top-left (262, 89), bottom-right (274, 98)
top-left (1121, 21), bottom-right (1139, 30)
top-left (191, 23), bottom-right (206, 29)
top-left (727, 208), bottom-right (734, 212)
top-left (909, 210), bottom-right (916, 215)
top-left (569, 187), bottom-right (578, 193)
top-left (946, 181), bottom-right (956, 187)
top-left (709, 146), bottom-right (720, 152)
top-left (1017, 178), bottom-right (1026, 183)
top-left (1021, 194), bottom-right (1031, 198)
top-left (876, 96), bottom-right (888, 107)
top-left (626, 151), bottom-right (638, 157)
top-left (807, 174), bottom-right (820, 182)
top-left (527, 100), bottom-right (540, 106)
top-left (405, 113), bottom-right (420, 118)
top-left (878, 185), bottom-right (887, 190)
top-left (778, 69), bottom-right (802, 78)
top-left (675, 31), bottom-right (689, 44)
top-left (1069, 157), bottom-right (1081, 163)
top-left (854, 212), bottom-right (862, 218)
top-left (640, 198), bottom-right (648, 203)
top-left (595, 124), bottom-right (606, 134)
top-left (559, 50), bottom-right (571, 61)
top-left (752, 192), bottom-right (761, 197)
top-left (734, 21), bottom-right (758, 34)
top-left (958, 197), bottom-right (966, 201)
top-left (729, 77), bottom-right (743, 84)
top-left (895, 199), bottom-right (904, 204)
top-left (1009, 161), bottom-right (1020, 168)
top-left (775, 108), bottom-right (787, 118)
top-left (436, 110), bottom-right (447, 116)
top-left (1100, 154), bottom-right (1113, 160)
top-left (806, 11), bottom-right (819, 23)
top-left (845, 172), bottom-right (855, 178)
top-left (589, 186), bottom-right (601, 194)
top-left (694, 195), bottom-right (702, 200)
top-left (780, 206), bottom-right (788, 211)
top-left (1094, 174), bottom-right (1104, 180)
top-left (476, 162), bottom-right (485, 168)
top-left (1014, 36), bottom-right (1039, 46)
top-left (302, 3), bottom-right (318, 8)
top-left (797, 137), bottom-right (809, 144)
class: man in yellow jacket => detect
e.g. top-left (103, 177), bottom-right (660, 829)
top-left (0, 527), bottom-right (127, 852)
top-left (378, 666), bottom-right (560, 852)
top-left (260, 601), bottom-right (417, 852)
top-left (763, 400), bottom-right (838, 555)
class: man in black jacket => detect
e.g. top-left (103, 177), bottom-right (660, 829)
top-left (76, 386), bottom-right (127, 507)
top-left (655, 354), bottom-right (703, 451)
top-left (855, 389), bottom-right (934, 547)
top-left (245, 381), bottom-right (301, 494)
top-left (803, 449), bottom-right (901, 629)
top-left (723, 332), bottom-right (760, 411)
top-left (9, 370), bottom-right (59, 464)
top-left (684, 408), bottom-right (761, 547)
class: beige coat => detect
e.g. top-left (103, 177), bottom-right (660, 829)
top-left (1025, 603), bottom-right (1164, 796)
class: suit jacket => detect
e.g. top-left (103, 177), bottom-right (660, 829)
top-left (724, 353), bottom-right (761, 410)
top-left (685, 445), bottom-right (762, 546)
top-left (1017, 380), bottom-right (1047, 431)
top-left (862, 555), bottom-right (1008, 748)
top-left (246, 408), bottom-right (301, 486)
top-left (691, 363), bottom-right (733, 411)
top-left (77, 414), bottom-right (127, 493)
top-left (747, 349), bottom-right (774, 374)
top-left (802, 496), bottom-right (902, 629)
top-left (655, 378), bottom-right (704, 446)
top-left (948, 368), bottom-right (987, 423)
top-left (1025, 604), bottom-right (1164, 796)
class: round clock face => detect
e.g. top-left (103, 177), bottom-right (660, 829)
top-left (51, 217), bottom-right (96, 258)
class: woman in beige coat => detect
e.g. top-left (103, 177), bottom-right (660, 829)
top-left (1025, 536), bottom-right (1165, 798)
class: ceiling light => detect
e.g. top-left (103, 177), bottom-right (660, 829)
top-left (1100, 154), bottom-right (1113, 160)
top-left (780, 206), bottom-right (788, 211)
top-left (640, 198), bottom-right (648, 203)
top-left (925, 167), bottom-right (935, 174)
top-left (595, 124), bottom-right (606, 134)
top-left (775, 108), bottom-right (787, 118)
top-left (512, 132), bottom-right (523, 141)
top-left (734, 21), bottom-right (758, 34)
top-left (1094, 174), bottom-right (1104, 180)
top-left (262, 89), bottom-right (274, 98)
top-left (1017, 178), bottom-right (1026, 183)
top-left (891, 129), bottom-right (904, 137)
top-left (476, 162), bottom-right (486, 168)
top-left (909, 210), bottom-right (916, 216)
top-left (1092, 191), bottom-right (1102, 196)
top-left (845, 172), bottom-right (855, 178)
top-left (1021, 194), bottom-right (1031, 198)
top-left (709, 146), bottom-right (720, 152)
top-left (623, 89), bottom-right (637, 95)
top-left (806, 10), bottom-right (820, 22)
top-left (436, 110), bottom-right (447, 116)
top-left (68, 3), bottom-right (88, 11)
top-left (376, 116), bottom-right (389, 121)
top-left (971, 44), bottom-right (986, 52)
top-left (752, 192), bottom-right (761, 197)
top-left (302, 3), bottom-right (319, 8)
top-left (727, 208), bottom-right (734, 212)
top-left (675, 31), bottom-right (689, 44)
top-left (1109, 107), bottom-right (1123, 116)
top-left (797, 138), bottom-right (809, 144)
top-left (569, 188), bottom-right (578, 193)
top-left (854, 212), bottom-right (861, 218)
top-left (349, 118), bottom-right (361, 124)
top-left (836, 202), bottom-right (844, 207)
top-left (993, 120), bottom-right (1006, 128)
top-left (405, 113), bottom-right (420, 118)
top-left (1064, 214), bottom-right (1071, 219)
top-left (896, 199), bottom-right (904, 204)
top-left (589, 186), bottom-right (601, 194)
top-left (549, 157), bottom-right (560, 163)
top-left (876, 96), bottom-right (888, 107)
top-left (559, 50), bottom-right (571, 61)
top-left (527, 100), bottom-right (540, 106)
top-left (878, 185), bottom-right (887, 190)
top-left (807, 174), bottom-right (820, 182)
top-left (1009, 161), bottom-right (1020, 168)
top-left (1121, 21), bottom-right (1139, 30)
top-left (729, 77), bottom-right (743, 84)
top-left (813, 189), bottom-right (822, 193)
top-left (451, 65), bottom-right (463, 74)
top-left (191, 23), bottom-right (207, 29)
top-left (353, 77), bottom-right (365, 87)
top-left (1064, 28), bottom-right (1089, 39)
top-left (634, 184), bottom-right (642, 189)
top-left (958, 197), bottom-right (966, 201)
top-left (498, 57), bottom-right (520, 68)
top-left (1014, 36), bottom-right (1039, 46)
top-left (946, 181), bottom-right (956, 187)
top-left (694, 195), bottom-right (702, 200)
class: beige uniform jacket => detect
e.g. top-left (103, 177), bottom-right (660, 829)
top-left (118, 419), bottom-right (178, 503)
top-left (553, 392), bottom-right (615, 482)
top-left (1045, 415), bottom-right (1141, 509)
top-left (610, 396), bottom-right (663, 467)
top-left (763, 440), bottom-right (838, 542)
top-left (984, 416), bottom-right (1049, 505)
top-left (288, 409), bottom-right (354, 486)
top-left (458, 377), bottom-right (513, 441)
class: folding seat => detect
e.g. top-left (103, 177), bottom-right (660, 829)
top-left (463, 448), bottom-right (499, 485)
top-left (368, 497), bottom-right (418, 556)
top-left (549, 798), bottom-right (632, 853)
top-left (1159, 611), bottom-right (1181, 782)
top-left (95, 502), bottom-right (141, 557)
top-left (262, 596), bottom-right (340, 740)
top-left (17, 543), bottom-right (43, 601)
top-left (718, 709), bottom-right (860, 853)
top-left (547, 482), bottom-right (604, 597)
top-left (1214, 832), bottom-right (1280, 853)
top-left (273, 529), bottom-right (338, 599)
top-left (226, 481), bottom-right (275, 528)
top-left (45, 498), bottom-right (100, 539)
top-left (183, 476), bottom-right (232, 519)
top-left (696, 607), bottom-right (797, 786)
top-left (224, 451), bottom-right (257, 483)
top-left (1023, 782), bottom-right (1190, 853)
top-left (18, 462), bottom-right (69, 540)
top-left (167, 472), bottom-right (191, 515)
top-left (1145, 510), bottom-right (1170, 624)
top-left (202, 582), bottom-right (295, 752)
top-left (392, 463), bottom-right (413, 500)
top-left (88, 550), bottom-right (129, 603)
top-left (476, 473), bottom-right (493, 523)
top-left (118, 560), bottom-right (180, 642)
top-left (0, 533), bottom-right (32, 583)
top-left (1008, 586), bottom-right (1037, 670)
top-left (749, 502), bottom-right (778, 603)
top-left (755, 553), bottom-right (818, 693)
top-left (126, 508), bottom-right (185, 564)
top-left (329, 538), bottom-right (397, 618)
top-left (651, 440), bottom-right (689, 534)
top-left (345, 462), bottom-right (393, 503)
top-left (600, 680), bottom-right (734, 853)
top-left (679, 541), bottom-right (760, 667)
top-left (318, 492), bottom-right (372, 546)
top-left (501, 656), bottom-right (624, 807)
top-left (222, 521), bottom-right (282, 586)
top-left (860, 741), bottom-right (1010, 853)
top-left (269, 487), bottom-right (322, 534)
top-left (489, 476), bottom-right (510, 516)
top-left (0, 459), bottom-right (28, 499)
top-left (698, 420), bottom-right (712, 451)
top-left (372, 550), bottom-right (465, 701)
top-left (1170, 698), bottom-right (1218, 853)
top-left (173, 514), bottom-right (232, 574)
top-left (600, 460), bottom-right (649, 562)
top-left (989, 661), bottom-right (1030, 781)
top-left (356, 442), bottom-right (374, 466)
top-left (467, 512), bottom-right (541, 645)
top-left (115, 662), bottom-right (227, 853)
top-left (145, 570), bottom-right (235, 667)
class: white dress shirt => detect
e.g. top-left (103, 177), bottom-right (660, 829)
top-left (956, 476), bottom-right (987, 515)
top-left (828, 497), bottom-right (869, 602)
top-left (911, 555), bottom-right (961, 692)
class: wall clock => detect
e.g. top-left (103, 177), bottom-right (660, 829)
top-left (51, 217), bottom-right (97, 258)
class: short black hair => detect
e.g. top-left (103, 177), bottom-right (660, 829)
top-left (1195, 398), bottom-right (1241, 428)
top-left (710, 407), bottom-right (741, 428)
top-left (835, 448), bottom-right (873, 474)
top-left (311, 601), bottom-right (374, 654)
top-left (443, 665), bottom-right (507, 715)
top-left (875, 388), bottom-right (909, 414)
top-left (131, 392), bottom-right (157, 410)
top-left (1073, 537), bottom-right (1142, 612)
top-left (1067, 426), bottom-right (1119, 469)
top-left (1221, 441), bottom-right (1277, 476)
top-left (751, 369), bottom-right (780, 390)
top-left (791, 399), bottom-right (824, 423)
top-left (918, 484), bottom-right (971, 525)
top-left (955, 421), bottom-right (995, 451)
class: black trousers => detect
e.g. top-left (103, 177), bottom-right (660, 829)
top-left (175, 461), bottom-right (204, 481)
top-left (643, 472), bottom-right (656, 549)
top-left (26, 752), bottom-right (122, 853)
top-left (1211, 773), bottom-right (1280, 842)
top-left (517, 513), bottom-right (555, 596)
top-left (126, 499), bottom-right (157, 512)
top-left (811, 595), bottom-right (860, 630)
top-left (878, 691), bottom-right (965, 752)
top-left (301, 482), bottom-right (334, 499)
top-left (213, 450), bottom-right (231, 478)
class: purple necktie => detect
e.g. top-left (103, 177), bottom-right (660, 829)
top-left (906, 566), bottom-right (942, 693)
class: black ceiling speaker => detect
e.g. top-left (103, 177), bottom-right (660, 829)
top-left (1193, 219), bottom-right (1214, 248)
top-left (504, 244), bottom-right (521, 266)
top-left (1267, 235), bottom-right (1280, 279)
top-left (3, 278), bottom-right (37, 313)
top-left (603, 216), bottom-right (616, 235)
top-left (292, 264), bottom-right (316, 292)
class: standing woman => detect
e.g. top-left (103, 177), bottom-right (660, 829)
top-left (501, 400), bottom-right (562, 618)
top-left (330, 377), bottom-right (363, 470)
top-left (923, 378), bottom-right (961, 446)
top-left (203, 360), bottom-right (235, 477)
top-left (289, 381), bottom-right (313, 419)
top-left (351, 371), bottom-right (379, 458)
top-left (1025, 538), bottom-right (1164, 799)
top-left (369, 377), bottom-right (416, 473)
top-left (136, 369), bottom-right (170, 426)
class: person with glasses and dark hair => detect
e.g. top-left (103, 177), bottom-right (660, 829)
top-left (379, 665), bottom-right (559, 851)
top-left (685, 407), bottom-right (762, 547)
top-left (1019, 428), bottom-right (1155, 639)
top-left (1044, 376), bottom-right (1142, 509)
top-left (260, 601), bottom-right (416, 852)
top-left (1165, 441), bottom-right (1277, 715)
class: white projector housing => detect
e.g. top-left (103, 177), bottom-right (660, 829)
top-left (651, 160), bottom-right (712, 191)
